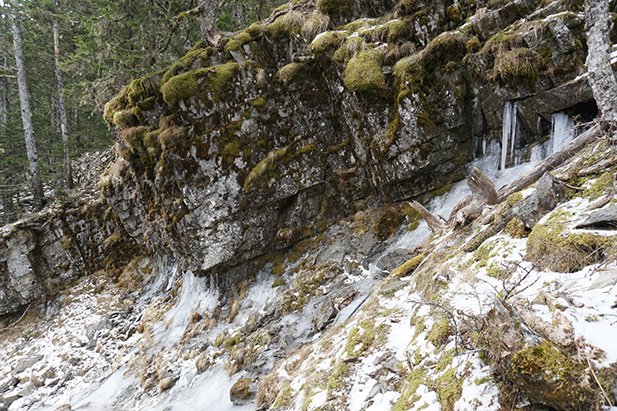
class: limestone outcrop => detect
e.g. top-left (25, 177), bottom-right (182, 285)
top-left (0, 0), bottom-right (603, 315)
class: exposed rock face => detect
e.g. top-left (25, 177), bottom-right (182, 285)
top-left (0, 0), bottom-right (602, 315)
top-left (98, 0), bottom-right (595, 280)
top-left (0, 199), bottom-right (141, 315)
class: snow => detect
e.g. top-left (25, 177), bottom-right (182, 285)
top-left (364, 391), bottom-right (400, 411)
top-left (151, 367), bottom-right (253, 411)
top-left (411, 386), bottom-right (441, 411)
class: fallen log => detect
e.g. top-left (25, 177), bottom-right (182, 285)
top-left (497, 124), bottom-right (601, 202)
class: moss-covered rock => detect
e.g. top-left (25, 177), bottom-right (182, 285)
top-left (343, 50), bottom-right (386, 92)
top-left (310, 30), bottom-right (347, 54)
top-left (491, 48), bottom-right (544, 88)
top-left (161, 62), bottom-right (240, 107)
top-left (526, 211), bottom-right (614, 272)
top-left (510, 341), bottom-right (598, 410)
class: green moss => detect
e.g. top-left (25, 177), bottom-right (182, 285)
top-left (392, 55), bottom-right (417, 79)
top-left (382, 20), bottom-right (409, 43)
top-left (510, 341), bottom-right (597, 408)
top-left (447, 4), bottom-right (462, 21)
top-left (246, 22), bottom-right (264, 37)
top-left (333, 36), bottom-right (367, 64)
top-left (338, 18), bottom-right (371, 31)
top-left (273, 383), bottom-right (294, 408)
top-left (427, 319), bottom-right (453, 347)
top-left (119, 126), bottom-right (147, 152)
top-left (301, 12), bottom-right (330, 39)
top-left (504, 216), bottom-right (527, 238)
top-left (326, 362), bottom-right (349, 393)
top-left (60, 234), bottom-right (75, 250)
top-left (491, 48), bottom-right (543, 88)
top-left (580, 172), bottom-right (615, 199)
top-left (421, 31), bottom-right (467, 70)
top-left (390, 254), bottom-right (425, 277)
top-left (161, 46), bottom-right (214, 85)
top-left (243, 146), bottom-right (289, 192)
top-left (220, 139), bottom-right (243, 163)
top-left (344, 319), bottom-right (386, 359)
top-left (103, 91), bottom-right (128, 126)
top-left (248, 96), bottom-right (265, 111)
top-left (473, 239), bottom-right (497, 266)
top-left (505, 192), bottom-right (523, 207)
top-left (266, 11), bottom-right (306, 39)
top-left (224, 335), bottom-right (240, 349)
top-left (392, 368), bottom-right (427, 411)
top-left (486, 263), bottom-right (508, 279)
top-left (466, 36), bottom-right (481, 53)
top-left (272, 277), bottom-right (286, 288)
top-left (204, 62), bottom-right (241, 99)
top-left (214, 333), bottom-right (226, 347)
top-left (380, 109), bottom-right (401, 152)
top-left (161, 62), bottom-right (240, 106)
top-left (225, 31), bottom-right (253, 52)
top-left (161, 70), bottom-right (200, 107)
top-left (113, 107), bottom-right (142, 129)
top-left (433, 367), bottom-right (463, 410)
top-left (412, 315), bottom-right (426, 338)
top-left (276, 63), bottom-right (304, 85)
top-left (343, 50), bottom-right (386, 93)
top-left (431, 183), bottom-right (452, 197)
top-left (482, 31), bottom-right (523, 55)
top-left (327, 138), bottom-right (350, 153)
top-left (310, 30), bottom-right (347, 54)
top-left (526, 211), bottom-right (614, 272)
top-left (159, 125), bottom-right (188, 151)
top-left (317, 0), bottom-right (352, 16)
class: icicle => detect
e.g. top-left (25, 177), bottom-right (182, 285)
top-left (510, 105), bottom-right (517, 165)
top-left (501, 101), bottom-right (517, 171)
top-left (550, 111), bottom-right (575, 154)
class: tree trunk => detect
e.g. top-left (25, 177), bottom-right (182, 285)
top-left (53, 0), bottom-right (73, 189)
top-left (585, 0), bottom-right (617, 123)
top-left (0, 17), bottom-right (12, 224)
top-left (9, 2), bottom-right (45, 209)
top-left (197, 0), bottom-right (220, 46)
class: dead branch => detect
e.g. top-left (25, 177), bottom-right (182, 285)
top-left (450, 167), bottom-right (499, 226)
top-left (408, 200), bottom-right (445, 233)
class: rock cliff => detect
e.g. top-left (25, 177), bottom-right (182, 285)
top-left (1, 0), bottom-right (616, 409)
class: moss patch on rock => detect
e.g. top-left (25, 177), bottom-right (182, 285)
top-left (161, 62), bottom-right (240, 107)
top-left (491, 48), bottom-right (544, 88)
top-left (343, 50), bottom-right (386, 93)
top-left (391, 254), bottom-right (425, 277)
top-left (526, 211), bottom-right (614, 272)
top-left (510, 341), bottom-right (599, 409)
